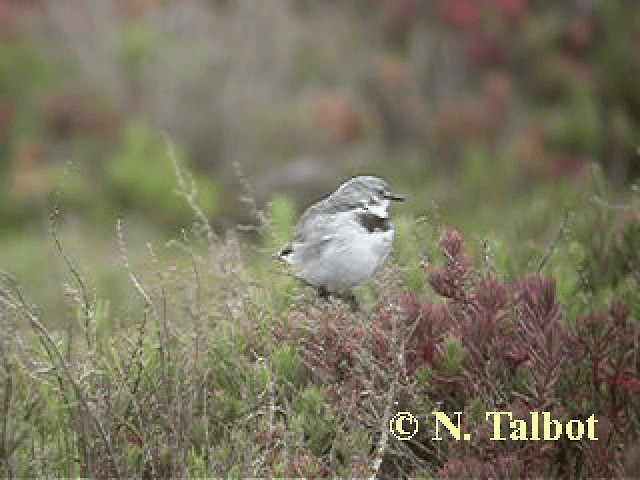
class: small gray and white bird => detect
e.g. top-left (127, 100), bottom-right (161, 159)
top-left (278, 175), bottom-right (405, 307)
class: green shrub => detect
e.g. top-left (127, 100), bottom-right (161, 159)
top-left (104, 120), bottom-right (221, 224)
top-left (291, 385), bottom-right (336, 456)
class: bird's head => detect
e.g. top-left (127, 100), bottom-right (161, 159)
top-left (328, 176), bottom-right (405, 218)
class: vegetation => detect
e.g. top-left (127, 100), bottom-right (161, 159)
top-left (0, 0), bottom-right (639, 477)
top-left (1, 155), bottom-right (638, 477)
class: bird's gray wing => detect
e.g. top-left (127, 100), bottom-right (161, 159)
top-left (279, 184), bottom-right (365, 257)
top-left (321, 191), bottom-right (365, 215)
top-left (292, 202), bottom-right (325, 243)
top-left (278, 201), bottom-right (334, 258)
top-left (293, 188), bottom-right (366, 236)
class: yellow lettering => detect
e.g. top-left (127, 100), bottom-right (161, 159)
top-left (529, 411), bottom-right (540, 440)
top-left (566, 420), bottom-right (584, 440)
top-left (486, 412), bottom-right (511, 440)
top-left (543, 412), bottom-right (561, 440)
top-left (510, 418), bottom-right (528, 440)
top-left (586, 414), bottom-right (598, 440)
top-left (432, 412), bottom-right (463, 440)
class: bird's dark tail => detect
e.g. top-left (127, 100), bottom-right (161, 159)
top-left (276, 244), bottom-right (294, 263)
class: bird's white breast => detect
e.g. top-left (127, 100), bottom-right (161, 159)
top-left (288, 211), bottom-right (395, 293)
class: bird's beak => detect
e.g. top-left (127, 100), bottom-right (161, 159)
top-left (385, 192), bottom-right (407, 202)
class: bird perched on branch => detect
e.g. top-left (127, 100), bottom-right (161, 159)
top-left (278, 175), bottom-right (405, 310)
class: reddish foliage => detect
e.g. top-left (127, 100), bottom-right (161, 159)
top-left (624, 437), bottom-right (640, 477)
top-left (402, 292), bottom-right (449, 375)
top-left (474, 275), bottom-right (507, 313)
top-left (289, 227), bottom-right (638, 477)
top-left (442, 0), bottom-right (528, 30)
top-left (608, 372), bottom-right (639, 391)
top-left (45, 91), bottom-right (89, 139)
top-left (491, 0), bottom-right (528, 20)
top-left (434, 74), bottom-right (511, 157)
top-left (427, 229), bottom-right (471, 300)
top-left (442, 0), bottom-right (479, 29)
top-left (44, 89), bottom-right (120, 140)
top-left (610, 300), bottom-right (630, 327)
top-left (312, 92), bottom-right (367, 145)
top-left (465, 32), bottom-right (511, 67)
top-left (563, 16), bottom-right (594, 56)
top-left (125, 0), bottom-right (161, 18)
top-left (294, 309), bottom-right (370, 401)
top-left (0, 0), bottom-right (19, 42)
top-left (548, 152), bottom-right (592, 182)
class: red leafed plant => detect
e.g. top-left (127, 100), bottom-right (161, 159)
top-left (291, 227), bottom-right (638, 477)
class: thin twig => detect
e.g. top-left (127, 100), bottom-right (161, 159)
top-left (233, 160), bottom-right (270, 233)
top-left (0, 283), bottom-right (121, 478)
top-left (0, 333), bottom-right (14, 480)
top-left (536, 209), bottom-right (571, 272)
top-left (163, 131), bottom-right (216, 248)
top-left (49, 202), bottom-right (93, 352)
top-left (369, 374), bottom-right (397, 480)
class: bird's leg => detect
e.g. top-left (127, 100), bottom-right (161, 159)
top-left (344, 291), bottom-right (360, 313)
top-left (317, 286), bottom-right (330, 301)
top-left (316, 287), bottom-right (359, 312)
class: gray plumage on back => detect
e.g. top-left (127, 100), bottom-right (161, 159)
top-left (278, 175), bottom-right (405, 306)
top-left (321, 176), bottom-right (390, 214)
top-left (291, 176), bottom-right (395, 239)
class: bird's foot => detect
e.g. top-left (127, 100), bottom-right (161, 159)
top-left (345, 292), bottom-right (360, 313)
top-left (333, 291), bottom-right (360, 312)
top-left (317, 286), bottom-right (330, 301)
top-left (315, 287), bottom-right (359, 312)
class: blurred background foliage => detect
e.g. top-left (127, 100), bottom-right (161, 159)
top-left (0, 0), bottom-right (638, 312)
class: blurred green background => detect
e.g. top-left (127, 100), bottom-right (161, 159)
top-left (1, 0), bottom-right (638, 314)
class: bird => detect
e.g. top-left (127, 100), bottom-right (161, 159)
top-left (278, 175), bottom-right (405, 310)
